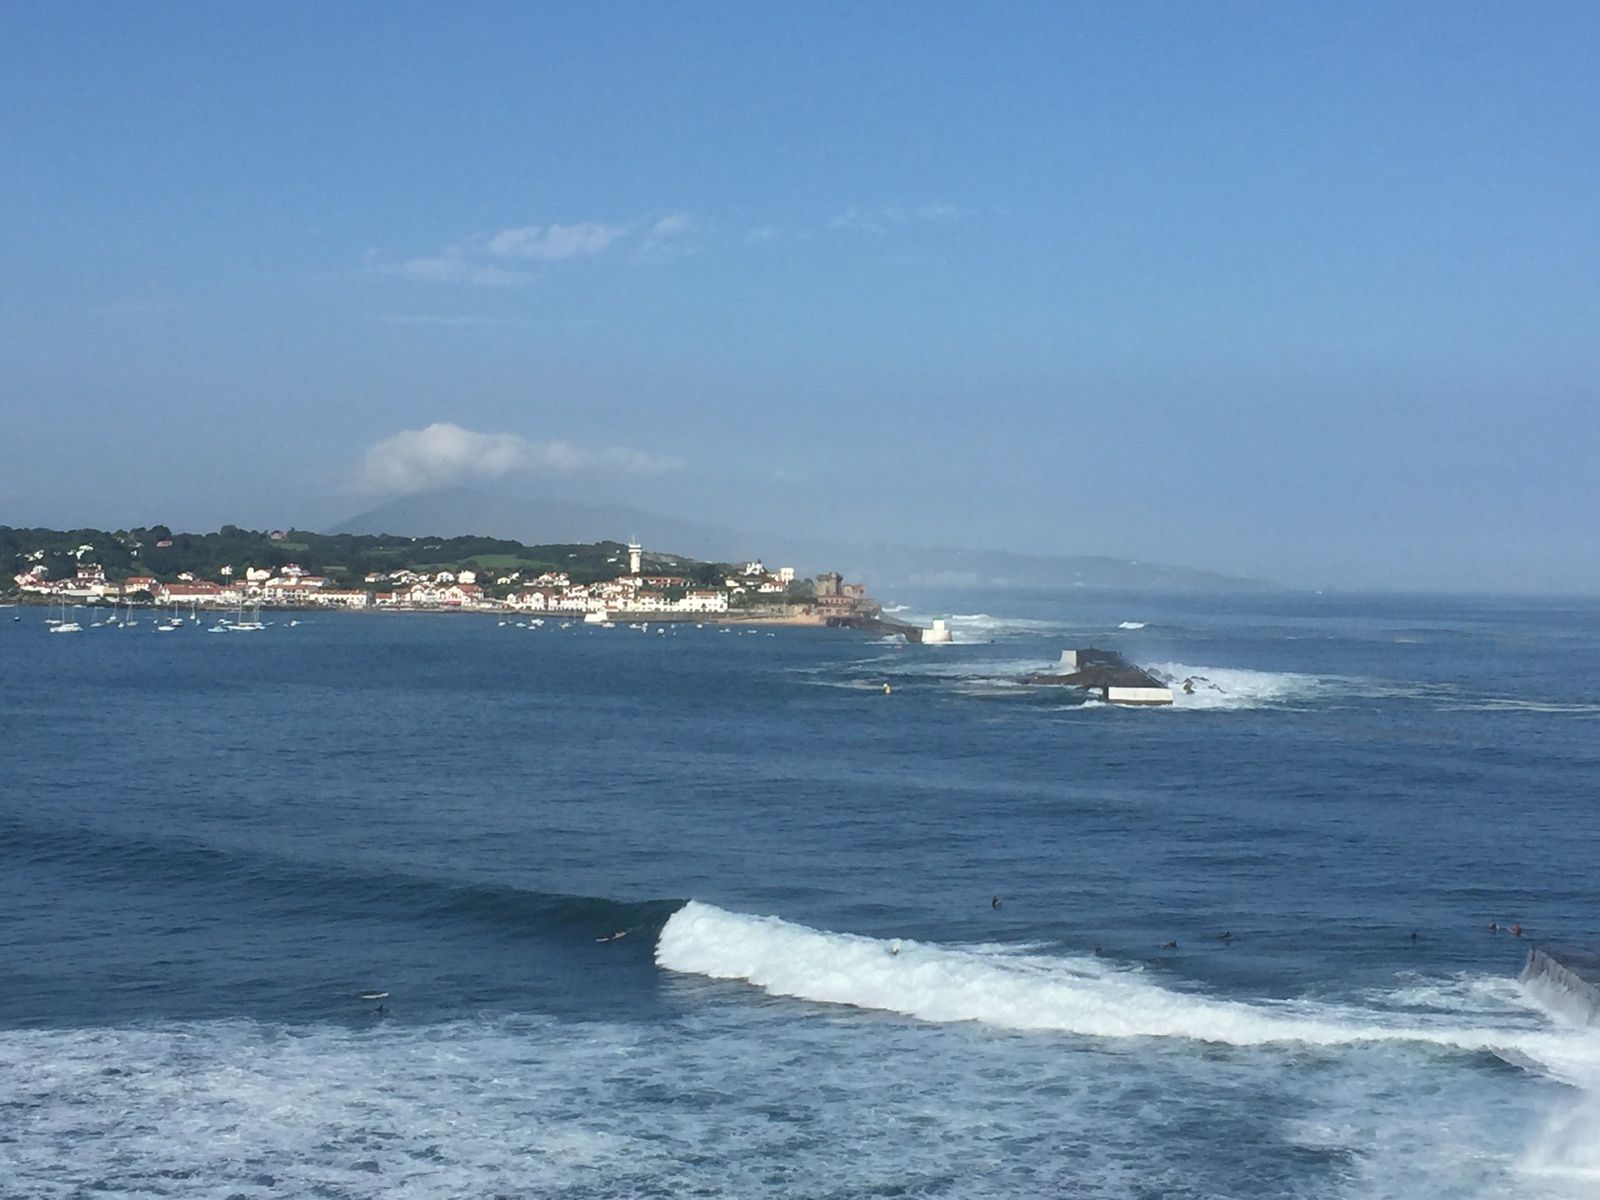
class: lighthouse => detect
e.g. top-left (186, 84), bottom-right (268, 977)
top-left (628, 542), bottom-right (642, 575)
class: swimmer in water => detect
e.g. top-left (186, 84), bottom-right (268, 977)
top-left (1512, 924), bottom-right (1523, 938)
top-left (1488, 921), bottom-right (1499, 932)
top-left (889, 941), bottom-right (902, 956)
top-left (991, 895), bottom-right (1002, 910)
top-left (1160, 940), bottom-right (1178, 950)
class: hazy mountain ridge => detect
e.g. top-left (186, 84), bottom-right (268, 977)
top-left (330, 488), bottom-right (1278, 593)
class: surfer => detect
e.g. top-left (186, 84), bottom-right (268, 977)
top-left (1512, 924), bottom-right (1523, 938)
top-left (991, 895), bottom-right (1002, 910)
top-left (596, 930), bottom-right (628, 943)
top-left (1487, 921), bottom-right (1499, 932)
top-left (1219, 931), bottom-right (1233, 941)
top-left (889, 940), bottom-right (902, 956)
top-left (1160, 940), bottom-right (1178, 950)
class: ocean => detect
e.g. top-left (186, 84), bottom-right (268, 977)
top-left (2, 591), bottom-right (1598, 1198)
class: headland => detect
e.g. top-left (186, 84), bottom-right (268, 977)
top-left (1, 524), bottom-right (887, 629)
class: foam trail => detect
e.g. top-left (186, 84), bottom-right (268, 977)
top-left (1149, 662), bottom-right (1329, 710)
top-left (657, 903), bottom-right (1600, 1081)
top-left (1118, 621), bottom-right (1146, 630)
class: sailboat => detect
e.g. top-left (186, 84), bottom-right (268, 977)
top-left (49, 602), bottom-right (82, 633)
top-left (228, 602), bottom-right (266, 632)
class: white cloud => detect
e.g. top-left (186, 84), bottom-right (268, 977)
top-left (399, 256), bottom-right (534, 288)
top-left (635, 211), bottom-right (707, 262)
top-left (484, 222), bottom-right (627, 260)
top-left (378, 203), bottom-right (974, 287)
top-left (383, 221), bottom-right (628, 287)
top-left (826, 201), bottom-right (974, 234)
top-left (648, 212), bottom-right (694, 238)
top-left (358, 423), bottom-right (682, 493)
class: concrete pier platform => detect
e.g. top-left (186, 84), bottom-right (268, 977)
top-left (1019, 647), bottom-right (1174, 705)
top-left (829, 614), bottom-right (925, 642)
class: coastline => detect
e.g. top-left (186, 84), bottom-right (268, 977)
top-left (5, 593), bottom-right (849, 629)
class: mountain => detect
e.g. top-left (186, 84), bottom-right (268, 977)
top-left (328, 487), bottom-right (1277, 593)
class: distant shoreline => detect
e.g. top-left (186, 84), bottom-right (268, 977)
top-left (6, 594), bottom-right (842, 628)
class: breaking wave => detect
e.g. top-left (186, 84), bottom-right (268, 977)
top-left (1147, 662), bottom-right (1330, 710)
top-left (1118, 621), bottom-right (1147, 630)
top-left (656, 903), bottom-right (1600, 1085)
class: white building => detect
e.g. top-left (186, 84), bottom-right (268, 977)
top-left (678, 590), bottom-right (730, 613)
top-left (318, 589), bottom-right (370, 608)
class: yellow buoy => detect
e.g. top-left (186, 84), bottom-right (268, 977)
top-left (883, 684), bottom-right (892, 695)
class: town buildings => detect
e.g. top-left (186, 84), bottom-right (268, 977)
top-left (8, 542), bottom-right (878, 621)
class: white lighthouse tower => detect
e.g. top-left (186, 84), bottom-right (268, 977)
top-left (628, 541), bottom-right (642, 575)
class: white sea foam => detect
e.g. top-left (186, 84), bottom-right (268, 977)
top-left (1445, 697), bottom-right (1600, 717)
top-left (656, 903), bottom-right (1600, 1084)
top-left (1375, 972), bottom-right (1546, 1019)
top-left (6, 938), bottom-right (1598, 1200)
top-left (1148, 662), bottom-right (1331, 710)
top-left (1117, 620), bottom-right (1147, 630)
top-left (937, 611), bottom-right (1078, 638)
top-left (0, 1009), bottom-right (1521, 1200)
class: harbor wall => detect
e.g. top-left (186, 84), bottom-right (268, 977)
top-left (1520, 946), bottom-right (1600, 1026)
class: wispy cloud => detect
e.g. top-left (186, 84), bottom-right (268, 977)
top-left (381, 218), bottom-right (639, 287)
top-left (397, 256), bottom-right (535, 288)
top-left (357, 422), bottom-right (683, 493)
top-left (647, 213), bottom-right (693, 239)
top-left (484, 222), bottom-right (627, 260)
top-left (379, 202), bottom-right (977, 286)
top-left (636, 211), bottom-right (705, 262)
top-left (825, 202), bottom-right (974, 235)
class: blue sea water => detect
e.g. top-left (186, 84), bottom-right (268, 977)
top-left (2, 592), bottom-right (1598, 1198)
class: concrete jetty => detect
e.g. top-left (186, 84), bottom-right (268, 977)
top-left (1521, 945), bottom-right (1600, 1025)
top-left (1019, 647), bottom-right (1174, 705)
top-left (826, 614), bottom-right (926, 642)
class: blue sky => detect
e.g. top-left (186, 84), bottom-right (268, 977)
top-left (2, 2), bottom-right (1596, 591)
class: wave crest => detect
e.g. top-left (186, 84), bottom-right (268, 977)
top-left (655, 903), bottom-right (1600, 1081)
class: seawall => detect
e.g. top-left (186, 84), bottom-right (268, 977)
top-left (830, 615), bottom-right (924, 642)
top-left (1520, 945), bottom-right (1600, 1026)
